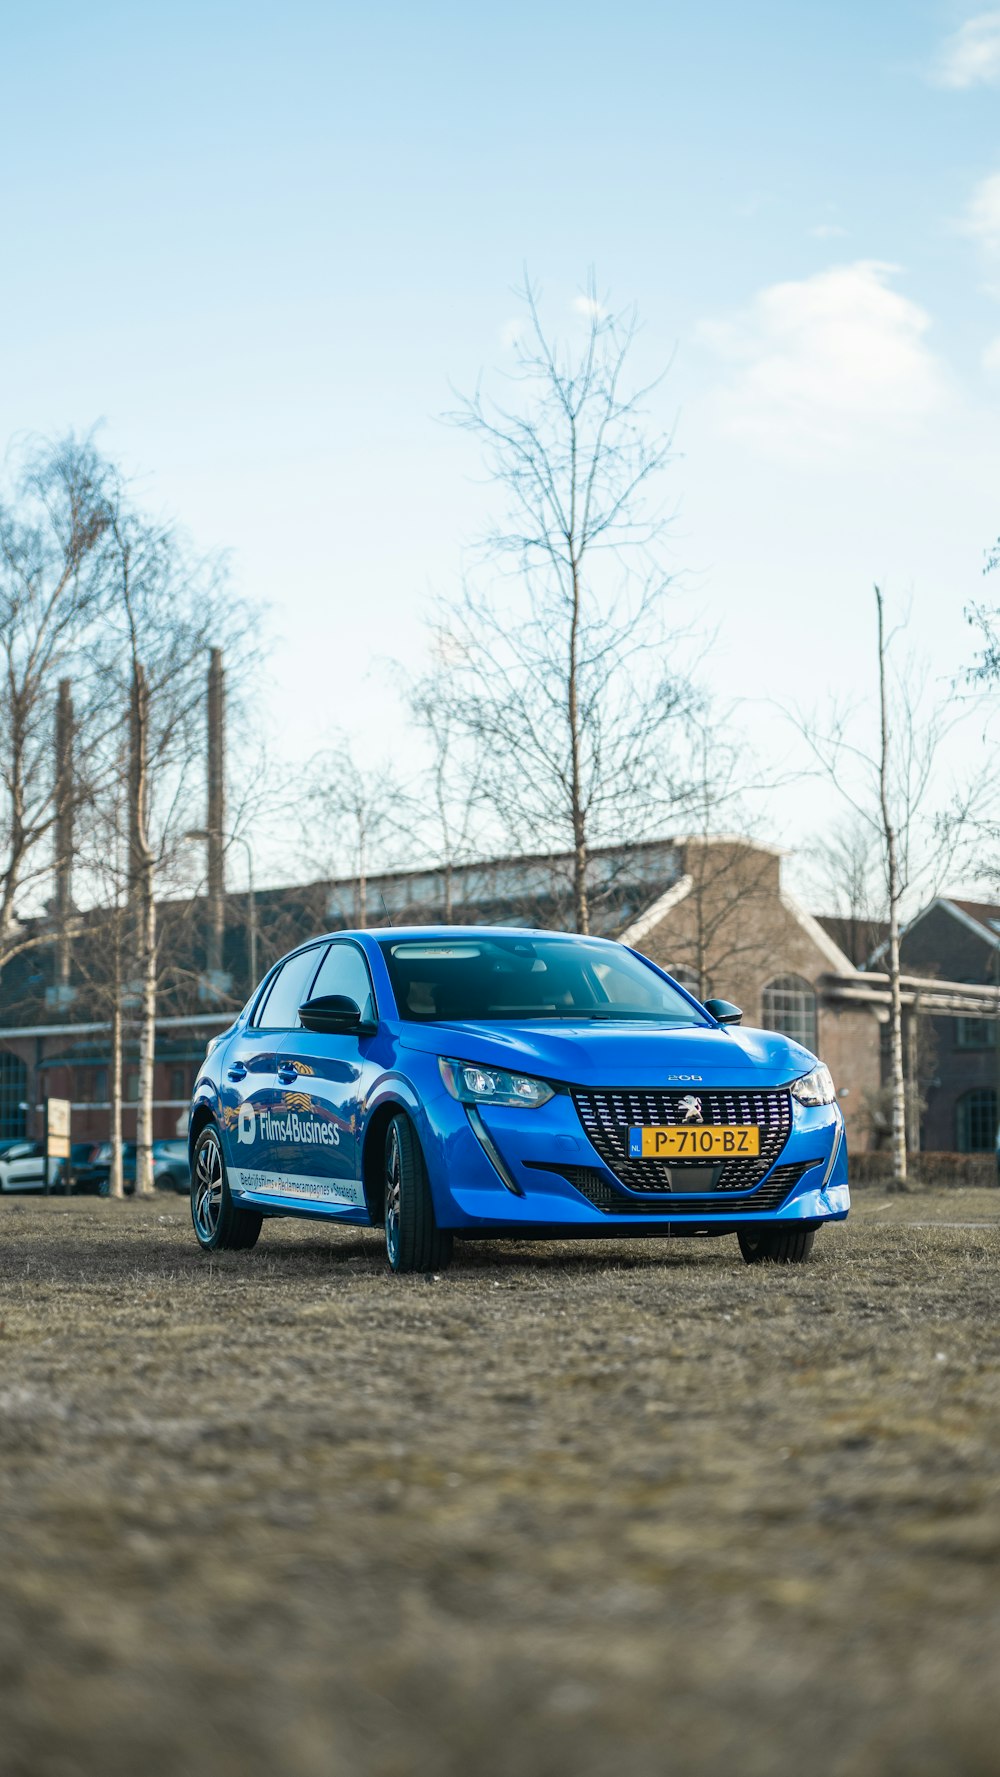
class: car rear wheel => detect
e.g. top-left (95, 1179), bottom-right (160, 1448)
top-left (384, 1113), bottom-right (452, 1275)
top-left (191, 1127), bottom-right (262, 1252)
top-left (738, 1226), bottom-right (816, 1265)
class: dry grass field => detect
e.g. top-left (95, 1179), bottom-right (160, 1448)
top-left (1, 1187), bottom-right (998, 1777)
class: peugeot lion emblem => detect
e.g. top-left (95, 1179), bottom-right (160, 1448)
top-left (677, 1094), bottom-right (704, 1124)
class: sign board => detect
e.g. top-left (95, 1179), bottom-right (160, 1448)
top-left (45, 1096), bottom-right (72, 1162)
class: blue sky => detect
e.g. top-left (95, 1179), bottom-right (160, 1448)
top-left (2, 1), bottom-right (999, 895)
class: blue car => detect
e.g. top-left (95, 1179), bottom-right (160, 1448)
top-left (188, 927), bottom-right (849, 1273)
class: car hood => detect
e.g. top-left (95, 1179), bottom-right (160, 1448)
top-left (398, 1019), bottom-right (815, 1089)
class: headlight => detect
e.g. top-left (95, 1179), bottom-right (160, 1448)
top-left (439, 1056), bottom-right (555, 1108)
top-left (790, 1063), bottom-right (836, 1106)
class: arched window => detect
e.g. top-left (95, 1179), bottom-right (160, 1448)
top-left (956, 1089), bottom-right (997, 1153)
top-left (761, 975), bottom-right (817, 1052)
top-left (669, 965), bottom-right (701, 998)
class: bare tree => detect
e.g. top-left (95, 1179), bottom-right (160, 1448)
top-left (433, 275), bottom-right (695, 933)
top-left (0, 435), bottom-right (115, 971)
top-left (71, 732), bottom-right (132, 1197)
top-left (101, 495), bottom-right (242, 1196)
top-left (407, 675), bottom-right (487, 921)
top-left (803, 816), bottom-right (886, 968)
top-left (662, 722), bottom-right (790, 1001)
top-left (299, 734), bottom-right (402, 928)
top-left (789, 586), bottom-right (980, 1189)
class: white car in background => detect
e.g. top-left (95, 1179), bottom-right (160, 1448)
top-left (0, 1139), bottom-right (62, 1192)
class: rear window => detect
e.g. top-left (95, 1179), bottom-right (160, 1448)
top-left (378, 935), bottom-right (706, 1025)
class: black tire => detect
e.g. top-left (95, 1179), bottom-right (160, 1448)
top-left (190, 1126), bottom-right (262, 1252)
top-left (156, 1171), bottom-right (176, 1192)
top-left (384, 1113), bottom-right (453, 1275)
top-left (738, 1225), bottom-right (816, 1265)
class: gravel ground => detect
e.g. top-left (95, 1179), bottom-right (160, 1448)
top-left (0, 1188), bottom-right (998, 1777)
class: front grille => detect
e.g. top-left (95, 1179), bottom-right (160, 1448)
top-left (571, 1087), bottom-right (792, 1194)
top-left (549, 1160), bottom-right (812, 1217)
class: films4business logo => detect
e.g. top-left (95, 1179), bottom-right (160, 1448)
top-left (236, 1104), bottom-right (341, 1147)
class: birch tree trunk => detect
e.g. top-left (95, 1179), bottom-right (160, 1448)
top-left (568, 555), bottom-right (589, 935)
top-left (129, 661), bottom-right (157, 1198)
top-left (876, 586), bottom-right (908, 1191)
top-left (135, 880), bottom-right (157, 1196)
top-left (108, 989), bottom-right (124, 1199)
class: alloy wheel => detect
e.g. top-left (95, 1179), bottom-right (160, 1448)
top-left (193, 1138), bottom-right (223, 1242)
top-left (385, 1123), bottom-right (402, 1266)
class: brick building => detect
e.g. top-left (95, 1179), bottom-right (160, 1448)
top-left (0, 833), bottom-right (996, 1157)
top-left (616, 838), bottom-right (881, 1153)
top-left (895, 897), bottom-right (1000, 1153)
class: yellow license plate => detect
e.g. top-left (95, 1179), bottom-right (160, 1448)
top-left (628, 1125), bottom-right (760, 1159)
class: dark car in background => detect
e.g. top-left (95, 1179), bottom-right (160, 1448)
top-left (94, 1143), bottom-right (137, 1195)
top-left (90, 1141), bottom-right (189, 1195)
top-left (153, 1140), bottom-right (191, 1193)
top-left (64, 1142), bottom-right (111, 1194)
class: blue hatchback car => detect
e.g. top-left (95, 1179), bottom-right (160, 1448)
top-left (188, 926), bottom-right (849, 1272)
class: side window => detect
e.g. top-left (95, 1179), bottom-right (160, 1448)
top-left (255, 947), bottom-right (328, 1030)
top-left (308, 942), bottom-right (376, 1023)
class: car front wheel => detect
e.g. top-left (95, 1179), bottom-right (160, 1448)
top-left (738, 1226), bottom-right (816, 1265)
top-left (191, 1127), bottom-right (262, 1252)
top-left (384, 1113), bottom-right (452, 1275)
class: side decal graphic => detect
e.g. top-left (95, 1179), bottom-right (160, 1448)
top-left (231, 1167), bottom-right (365, 1207)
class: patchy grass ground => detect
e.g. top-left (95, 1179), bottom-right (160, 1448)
top-left (0, 1188), bottom-right (998, 1777)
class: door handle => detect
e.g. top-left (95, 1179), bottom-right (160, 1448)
top-left (227, 1063), bottom-right (247, 1082)
top-left (277, 1067), bottom-right (298, 1084)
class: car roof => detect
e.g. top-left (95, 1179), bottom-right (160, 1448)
top-left (313, 925), bottom-right (613, 945)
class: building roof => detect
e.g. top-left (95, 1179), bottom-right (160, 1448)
top-left (815, 913), bottom-right (890, 969)
top-left (946, 899), bottom-right (1000, 940)
top-left (862, 894), bottom-right (1000, 973)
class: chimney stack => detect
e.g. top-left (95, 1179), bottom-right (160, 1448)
top-left (206, 648), bottom-right (226, 978)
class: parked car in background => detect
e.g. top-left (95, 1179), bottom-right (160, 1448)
top-left (94, 1142), bottom-right (137, 1195)
top-left (64, 1141), bottom-right (111, 1194)
top-left (153, 1139), bottom-right (191, 1193)
top-left (0, 1140), bottom-right (63, 1193)
top-left (90, 1142), bottom-right (190, 1195)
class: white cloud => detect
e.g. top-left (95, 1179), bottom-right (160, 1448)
top-left (698, 261), bottom-right (949, 453)
top-left (808, 223), bottom-right (848, 240)
top-left (499, 317), bottom-right (523, 348)
top-left (959, 170), bottom-right (1000, 254)
top-left (984, 335), bottom-right (1000, 372)
top-left (932, 11), bottom-right (1000, 87)
top-left (573, 294), bottom-right (605, 319)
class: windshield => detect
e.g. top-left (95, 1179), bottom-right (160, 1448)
top-left (378, 935), bottom-right (707, 1025)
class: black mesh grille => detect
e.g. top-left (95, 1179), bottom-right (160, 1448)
top-left (548, 1160), bottom-right (812, 1217)
top-left (571, 1087), bottom-right (792, 1193)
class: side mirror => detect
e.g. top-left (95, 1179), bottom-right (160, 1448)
top-left (298, 994), bottom-right (375, 1035)
top-left (705, 998), bottom-right (743, 1026)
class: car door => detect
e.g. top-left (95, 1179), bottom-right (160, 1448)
top-left (275, 939), bottom-right (378, 1215)
top-left (221, 944), bottom-right (329, 1197)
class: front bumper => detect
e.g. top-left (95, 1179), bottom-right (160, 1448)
top-left (424, 1086), bottom-right (848, 1234)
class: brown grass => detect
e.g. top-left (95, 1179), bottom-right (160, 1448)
top-left (1, 1190), bottom-right (998, 1777)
